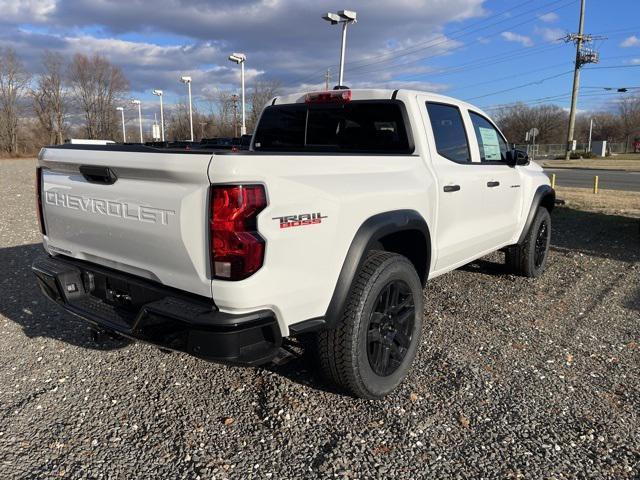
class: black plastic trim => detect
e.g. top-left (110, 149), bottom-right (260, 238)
top-left (323, 210), bottom-right (431, 329)
top-left (79, 165), bottom-right (118, 184)
top-left (46, 144), bottom-right (218, 155)
top-left (517, 185), bottom-right (556, 244)
top-left (288, 317), bottom-right (327, 335)
top-left (32, 255), bottom-right (282, 366)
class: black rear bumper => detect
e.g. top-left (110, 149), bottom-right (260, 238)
top-left (32, 255), bottom-right (281, 366)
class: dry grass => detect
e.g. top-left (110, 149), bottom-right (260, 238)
top-left (555, 186), bottom-right (640, 217)
top-left (539, 155), bottom-right (640, 171)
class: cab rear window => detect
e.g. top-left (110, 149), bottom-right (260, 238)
top-left (253, 101), bottom-right (413, 154)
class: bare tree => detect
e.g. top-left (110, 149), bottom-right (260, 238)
top-left (248, 80), bottom-right (281, 132)
top-left (617, 94), bottom-right (640, 152)
top-left (68, 53), bottom-right (128, 139)
top-left (590, 112), bottom-right (623, 143)
top-left (166, 101), bottom-right (197, 141)
top-left (204, 89), bottom-right (238, 137)
top-left (31, 51), bottom-right (68, 145)
top-left (494, 103), bottom-right (567, 144)
top-left (0, 48), bottom-right (31, 154)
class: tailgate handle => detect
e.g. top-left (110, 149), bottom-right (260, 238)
top-left (79, 165), bottom-right (118, 185)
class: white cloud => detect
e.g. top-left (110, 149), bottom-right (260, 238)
top-left (501, 31), bottom-right (534, 47)
top-left (535, 27), bottom-right (565, 43)
top-left (631, 58), bottom-right (640, 65)
top-left (620, 36), bottom-right (640, 48)
top-left (1, 0), bottom-right (490, 95)
top-left (538, 12), bottom-right (558, 23)
top-left (0, 0), bottom-right (55, 22)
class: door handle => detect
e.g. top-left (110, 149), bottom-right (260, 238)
top-left (486, 181), bottom-right (500, 188)
top-left (443, 185), bottom-right (461, 193)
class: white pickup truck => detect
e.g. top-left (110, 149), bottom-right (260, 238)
top-left (33, 88), bottom-right (554, 399)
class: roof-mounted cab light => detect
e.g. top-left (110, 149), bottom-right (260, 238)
top-left (304, 90), bottom-right (352, 104)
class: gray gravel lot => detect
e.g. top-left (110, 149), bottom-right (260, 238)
top-left (1, 158), bottom-right (639, 479)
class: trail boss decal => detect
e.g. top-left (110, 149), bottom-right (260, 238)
top-left (272, 212), bottom-right (327, 229)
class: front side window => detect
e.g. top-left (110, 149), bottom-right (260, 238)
top-left (426, 102), bottom-right (470, 163)
top-left (253, 101), bottom-right (412, 154)
top-left (469, 111), bottom-right (509, 163)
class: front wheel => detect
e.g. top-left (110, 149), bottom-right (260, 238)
top-left (506, 207), bottom-right (551, 278)
top-left (315, 250), bottom-right (424, 399)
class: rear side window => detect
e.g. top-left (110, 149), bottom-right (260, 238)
top-left (426, 102), bottom-right (470, 163)
top-left (469, 111), bottom-right (509, 162)
top-left (253, 101), bottom-right (412, 154)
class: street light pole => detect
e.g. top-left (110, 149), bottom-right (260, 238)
top-left (322, 10), bottom-right (357, 87)
top-left (339, 21), bottom-right (348, 86)
top-left (153, 90), bottom-right (165, 141)
top-left (240, 59), bottom-right (246, 135)
top-left (180, 76), bottom-right (194, 142)
top-left (116, 107), bottom-right (126, 143)
top-left (228, 53), bottom-right (247, 136)
top-left (131, 100), bottom-right (143, 143)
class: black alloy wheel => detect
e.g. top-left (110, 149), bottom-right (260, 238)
top-left (534, 219), bottom-right (549, 268)
top-left (367, 280), bottom-right (415, 377)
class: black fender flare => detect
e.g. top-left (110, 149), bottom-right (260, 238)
top-left (322, 209), bottom-right (431, 330)
top-left (517, 185), bottom-right (556, 244)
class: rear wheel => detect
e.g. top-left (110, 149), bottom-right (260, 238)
top-left (506, 207), bottom-right (551, 278)
top-left (315, 250), bottom-right (423, 399)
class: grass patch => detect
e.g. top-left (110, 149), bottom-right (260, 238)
top-left (539, 155), bottom-right (640, 171)
top-left (555, 187), bottom-right (640, 217)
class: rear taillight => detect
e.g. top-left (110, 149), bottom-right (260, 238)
top-left (36, 167), bottom-right (46, 235)
top-left (210, 184), bottom-right (267, 280)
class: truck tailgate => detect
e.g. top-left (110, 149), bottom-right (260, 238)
top-left (38, 147), bottom-right (213, 298)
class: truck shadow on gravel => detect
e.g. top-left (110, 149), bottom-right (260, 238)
top-left (548, 207), bottom-right (639, 263)
top-left (462, 206), bottom-right (639, 277)
top-left (0, 242), bottom-right (130, 352)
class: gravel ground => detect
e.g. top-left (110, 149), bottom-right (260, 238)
top-left (1, 158), bottom-right (639, 479)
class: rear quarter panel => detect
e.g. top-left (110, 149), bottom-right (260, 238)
top-left (209, 153), bottom-right (435, 334)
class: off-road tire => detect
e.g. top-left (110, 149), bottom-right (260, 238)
top-left (506, 207), bottom-right (551, 278)
top-left (315, 250), bottom-right (423, 399)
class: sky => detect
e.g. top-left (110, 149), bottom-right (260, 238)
top-left (1, 0), bottom-right (639, 118)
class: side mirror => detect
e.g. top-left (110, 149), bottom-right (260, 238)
top-left (506, 149), bottom-right (529, 167)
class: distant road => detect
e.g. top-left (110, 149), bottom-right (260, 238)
top-left (544, 168), bottom-right (640, 192)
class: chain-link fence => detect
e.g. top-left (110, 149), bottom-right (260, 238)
top-left (513, 142), bottom-right (628, 158)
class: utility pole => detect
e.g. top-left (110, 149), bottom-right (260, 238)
top-left (563, 0), bottom-right (603, 159)
top-left (325, 68), bottom-right (331, 91)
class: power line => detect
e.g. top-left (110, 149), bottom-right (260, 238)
top-left (465, 71), bottom-right (575, 101)
top-left (480, 90), bottom-right (624, 111)
top-left (344, 0), bottom-right (578, 78)
top-left (449, 53), bottom-right (638, 97)
top-left (446, 62), bottom-right (571, 94)
top-left (284, 0), bottom-right (576, 88)
top-left (397, 43), bottom-right (565, 84)
top-left (390, 27), bottom-right (636, 85)
top-left (463, 64), bottom-right (640, 102)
